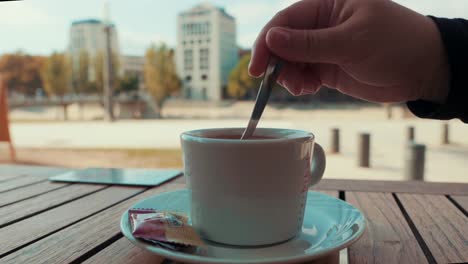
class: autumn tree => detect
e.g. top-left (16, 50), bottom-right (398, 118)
top-left (227, 53), bottom-right (260, 99)
top-left (117, 73), bottom-right (139, 94)
top-left (144, 44), bottom-right (181, 118)
top-left (71, 50), bottom-right (91, 94)
top-left (0, 52), bottom-right (44, 96)
top-left (40, 52), bottom-right (70, 97)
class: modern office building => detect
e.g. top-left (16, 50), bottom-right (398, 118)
top-left (176, 3), bottom-right (238, 101)
top-left (68, 18), bottom-right (120, 82)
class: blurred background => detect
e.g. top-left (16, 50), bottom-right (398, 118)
top-left (0, 0), bottom-right (467, 183)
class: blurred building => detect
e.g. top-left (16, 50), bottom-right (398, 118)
top-left (120, 55), bottom-right (145, 91)
top-left (176, 3), bottom-right (238, 101)
top-left (68, 18), bottom-right (120, 82)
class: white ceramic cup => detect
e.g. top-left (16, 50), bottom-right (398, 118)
top-left (181, 128), bottom-right (326, 246)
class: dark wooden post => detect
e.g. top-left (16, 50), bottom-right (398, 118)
top-left (385, 103), bottom-right (392, 119)
top-left (405, 143), bottom-right (426, 181)
top-left (62, 104), bottom-right (68, 121)
top-left (442, 123), bottom-right (450, 145)
top-left (407, 126), bottom-right (415, 142)
top-left (330, 128), bottom-right (340, 154)
top-left (358, 133), bottom-right (371, 168)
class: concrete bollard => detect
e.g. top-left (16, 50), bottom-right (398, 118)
top-left (407, 126), bottom-right (415, 142)
top-left (358, 133), bottom-right (371, 168)
top-left (404, 143), bottom-right (426, 181)
top-left (385, 103), bottom-right (393, 119)
top-left (442, 123), bottom-right (450, 145)
top-left (62, 104), bottom-right (68, 121)
top-left (330, 128), bottom-right (340, 154)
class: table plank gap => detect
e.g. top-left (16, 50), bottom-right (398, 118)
top-left (0, 184), bottom-right (108, 228)
top-left (392, 193), bottom-right (437, 264)
top-left (0, 186), bottom-right (147, 258)
top-left (346, 191), bottom-right (428, 264)
top-left (0, 176), bottom-right (49, 193)
top-left (0, 183), bottom-right (185, 264)
top-left (0, 174), bottom-right (24, 183)
top-left (83, 237), bottom-right (165, 264)
top-left (70, 233), bottom-right (124, 264)
top-left (0, 182), bottom-right (70, 208)
top-left (396, 193), bottom-right (468, 263)
top-left (448, 195), bottom-right (468, 217)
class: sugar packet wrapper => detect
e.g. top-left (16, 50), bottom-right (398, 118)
top-left (129, 209), bottom-right (204, 248)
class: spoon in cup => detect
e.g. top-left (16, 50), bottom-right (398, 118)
top-left (241, 56), bottom-right (283, 140)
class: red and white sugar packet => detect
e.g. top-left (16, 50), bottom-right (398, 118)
top-left (129, 209), bottom-right (204, 247)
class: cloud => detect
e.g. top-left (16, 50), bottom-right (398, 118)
top-left (119, 29), bottom-right (173, 55)
top-left (230, 0), bottom-right (300, 48)
top-left (0, 1), bottom-right (57, 27)
top-left (394, 0), bottom-right (468, 18)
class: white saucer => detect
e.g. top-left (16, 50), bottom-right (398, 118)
top-left (121, 189), bottom-right (365, 264)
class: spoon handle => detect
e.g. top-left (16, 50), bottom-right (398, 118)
top-left (241, 56), bottom-right (282, 140)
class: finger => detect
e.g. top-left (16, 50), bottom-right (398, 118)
top-left (249, 0), bottom-right (334, 77)
top-left (266, 26), bottom-right (350, 64)
top-left (277, 62), bottom-right (321, 96)
top-left (319, 66), bottom-right (405, 103)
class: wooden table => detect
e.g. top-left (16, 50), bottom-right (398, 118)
top-left (0, 165), bottom-right (467, 264)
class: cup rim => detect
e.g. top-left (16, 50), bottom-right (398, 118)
top-left (181, 128), bottom-right (314, 144)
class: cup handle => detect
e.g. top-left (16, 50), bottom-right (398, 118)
top-left (310, 143), bottom-right (326, 186)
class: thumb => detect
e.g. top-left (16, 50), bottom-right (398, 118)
top-left (266, 26), bottom-right (348, 64)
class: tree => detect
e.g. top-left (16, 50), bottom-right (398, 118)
top-left (93, 51), bottom-right (120, 94)
top-left (71, 50), bottom-right (91, 94)
top-left (40, 52), bottom-right (70, 97)
top-left (0, 52), bottom-right (44, 96)
top-left (117, 73), bottom-right (139, 94)
top-left (227, 53), bottom-right (260, 99)
top-left (144, 44), bottom-right (181, 118)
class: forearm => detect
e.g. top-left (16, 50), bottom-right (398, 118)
top-left (407, 16), bottom-right (468, 123)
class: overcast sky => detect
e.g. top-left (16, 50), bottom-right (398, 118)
top-left (0, 0), bottom-right (466, 56)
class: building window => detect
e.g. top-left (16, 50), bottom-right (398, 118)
top-left (201, 74), bottom-right (207, 80)
top-left (185, 86), bottom-right (192, 98)
top-left (202, 87), bottom-right (207, 100)
top-left (198, 39), bottom-right (202, 44)
top-left (185, 75), bottom-right (192, 82)
top-left (184, 50), bottom-right (193, 70)
top-left (200, 48), bottom-right (209, 70)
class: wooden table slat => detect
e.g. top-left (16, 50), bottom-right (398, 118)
top-left (346, 192), bottom-right (428, 264)
top-left (1, 183), bottom-right (185, 264)
top-left (0, 175), bottom-right (49, 193)
top-left (397, 194), bottom-right (468, 263)
top-left (0, 181), bottom-right (67, 207)
top-left (316, 179), bottom-right (468, 195)
top-left (0, 165), bottom-right (68, 177)
top-left (316, 190), bottom-right (339, 198)
top-left (83, 237), bottom-right (164, 264)
top-left (0, 174), bottom-right (23, 183)
top-left (450, 195), bottom-right (468, 214)
top-left (0, 185), bottom-right (144, 256)
top-left (0, 184), bottom-right (106, 227)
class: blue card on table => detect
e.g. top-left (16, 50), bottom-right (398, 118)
top-left (49, 168), bottom-right (182, 186)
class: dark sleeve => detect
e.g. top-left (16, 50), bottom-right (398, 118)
top-left (406, 16), bottom-right (468, 123)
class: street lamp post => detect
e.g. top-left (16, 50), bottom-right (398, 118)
top-left (102, 3), bottom-right (114, 121)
